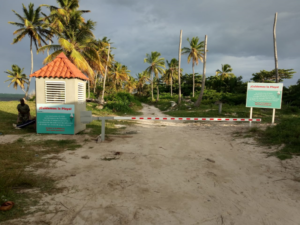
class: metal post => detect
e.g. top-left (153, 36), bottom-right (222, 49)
top-left (249, 107), bottom-right (253, 127)
top-left (272, 108), bottom-right (276, 125)
top-left (101, 118), bottom-right (105, 141)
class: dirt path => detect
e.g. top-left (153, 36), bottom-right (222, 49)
top-left (5, 104), bottom-right (300, 225)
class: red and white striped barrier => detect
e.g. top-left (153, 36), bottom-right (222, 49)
top-left (114, 117), bottom-right (261, 122)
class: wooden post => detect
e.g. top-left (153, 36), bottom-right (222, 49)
top-left (195, 35), bottom-right (208, 107)
top-left (101, 118), bottom-right (105, 141)
top-left (273, 12), bottom-right (279, 83)
top-left (218, 103), bottom-right (222, 114)
top-left (101, 44), bottom-right (110, 104)
top-left (178, 30), bottom-right (182, 105)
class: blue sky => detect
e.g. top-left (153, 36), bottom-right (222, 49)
top-left (1, 0), bottom-right (299, 94)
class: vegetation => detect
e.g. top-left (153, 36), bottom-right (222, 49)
top-left (144, 52), bottom-right (166, 101)
top-left (9, 3), bottom-right (52, 98)
top-left (4, 65), bottom-right (28, 92)
top-left (181, 37), bottom-right (205, 97)
top-left (0, 138), bottom-right (82, 222)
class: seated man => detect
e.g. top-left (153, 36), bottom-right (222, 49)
top-left (13, 98), bottom-right (36, 129)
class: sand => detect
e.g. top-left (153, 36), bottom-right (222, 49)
top-left (3, 104), bottom-right (300, 225)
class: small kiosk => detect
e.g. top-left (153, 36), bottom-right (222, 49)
top-left (30, 52), bottom-right (89, 134)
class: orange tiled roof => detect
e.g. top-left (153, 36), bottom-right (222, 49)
top-left (30, 52), bottom-right (89, 80)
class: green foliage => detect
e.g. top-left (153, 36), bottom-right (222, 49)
top-left (258, 118), bottom-right (300, 160)
top-left (282, 79), bottom-right (300, 107)
top-left (221, 93), bottom-right (246, 105)
top-left (251, 69), bottom-right (295, 83)
top-left (104, 92), bottom-right (142, 113)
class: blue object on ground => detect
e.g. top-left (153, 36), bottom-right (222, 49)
top-left (17, 120), bottom-right (36, 129)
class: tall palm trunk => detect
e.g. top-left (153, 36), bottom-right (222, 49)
top-left (192, 61), bottom-right (195, 97)
top-left (195, 35), bottom-right (207, 107)
top-left (94, 71), bottom-right (98, 93)
top-left (151, 72), bottom-right (154, 101)
top-left (88, 81), bottom-right (90, 99)
top-left (25, 37), bottom-right (33, 99)
top-left (101, 44), bottom-right (110, 104)
top-left (171, 70), bottom-right (173, 96)
top-left (178, 30), bottom-right (182, 104)
top-left (156, 80), bottom-right (159, 101)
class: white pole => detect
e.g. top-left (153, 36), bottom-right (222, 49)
top-left (249, 107), bottom-right (253, 127)
top-left (272, 108), bottom-right (276, 125)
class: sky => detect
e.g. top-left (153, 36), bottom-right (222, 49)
top-left (1, 0), bottom-right (299, 94)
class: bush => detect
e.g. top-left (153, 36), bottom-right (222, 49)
top-left (221, 93), bottom-right (246, 105)
top-left (259, 118), bottom-right (300, 160)
top-left (103, 92), bottom-right (142, 113)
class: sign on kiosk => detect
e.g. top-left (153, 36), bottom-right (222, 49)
top-left (37, 104), bottom-right (75, 134)
top-left (246, 83), bottom-right (283, 109)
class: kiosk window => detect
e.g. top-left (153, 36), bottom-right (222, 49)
top-left (45, 81), bottom-right (66, 103)
top-left (78, 82), bottom-right (85, 102)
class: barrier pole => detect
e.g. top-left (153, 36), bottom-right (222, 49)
top-left (272, 108), bottom-right (276, 125)
top-left (249, 107), bottom-right (253, 127)
top-left (101, 118), bottom-right (106, 141)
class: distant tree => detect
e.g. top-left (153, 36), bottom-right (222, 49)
top-left (164, 59), bottom-right (180, 96)
top-left (251, 69), bottom-right (295, 83)
top-left (144, 52), bottom-right (165, 101)
top-left (136, 71), bottom-right (150, 95)
top-left (4, 65), bottom-right (28, 93)
top-left (181, 37), bottom-right (205, 97)
top-left (9, 3), bottom-right (52, 99)
top-left (215, 64), bottom-right (235, 92)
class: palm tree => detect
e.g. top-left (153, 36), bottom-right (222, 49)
top-left (125, 76), bottom-right (137, 93)
top-left (181, 37), bottom-right (205, 97)
top-left (109, 62), bottom-right (129, 90)
top-left (215, 64), bottom-right (234, 92)
top-left (4, 65), bottom-right (28, 93)
top-left (40, 0), bottom-right (90, 33)
top-left (8, 3), bottom-right (52, 98)
top-left (136, 71), bottom-right (150, 95)
top-left (144, 52), bottom-right (165, 101)
top-left (37, 19), bottom-right (98, 81)
top-left (165, 58), bottom-right (179, 96)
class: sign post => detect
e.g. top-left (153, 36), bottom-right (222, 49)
top-left (246, 83), bottom-right (283, 126)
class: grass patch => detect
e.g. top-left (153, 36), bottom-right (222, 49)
top-left (257, 118), bottom-right (300, 160)
top-left (0, 138), bottom-right (81, 222)
top-left (0, 101), bottom-right (36, 135)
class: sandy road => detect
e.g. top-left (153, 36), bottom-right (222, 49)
top-left (4, 104), bottom-right (300, 225)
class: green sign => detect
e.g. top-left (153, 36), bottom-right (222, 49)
top-left (37, 104), bottom-right (75, 134)
top-left (246, 83), bottom-right (283, 109)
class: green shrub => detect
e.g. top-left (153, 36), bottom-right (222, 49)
top-left (103, 92), bottom-right (142, 113)
top-left (259, 118), bottom-right (300, 160)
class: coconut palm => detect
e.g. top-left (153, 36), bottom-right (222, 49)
top-left (37, 18), bottom-right (98, 81)
top-left (144, 52), bottom-right (165, 101)
top-left (181, 37), bottom-right (205, 97)
top-left (8, 3), bottom-right (52, 98)
top-left (4, 65), bottom-right (28, 93)
top-left (215, 64), bottom-right (235, 92)
top-left (40, 0), bottom-right (90, 33)
top-left (109, 62), bottom-right (129, 90)
top-left (125, 76), bottom-right (137, 93)
top-left (136, 71), bottom-right (150, 95)
top-left (165, 58), bottom-right (179, 96)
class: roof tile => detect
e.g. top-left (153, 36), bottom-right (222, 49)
top-left (30, 52), bottom-right (89, 81)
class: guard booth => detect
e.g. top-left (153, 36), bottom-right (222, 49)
top-left (30, 52), bottom-right (90, 134)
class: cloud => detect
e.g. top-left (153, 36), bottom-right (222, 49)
top-left (1, 0), bottom-right (299, 94)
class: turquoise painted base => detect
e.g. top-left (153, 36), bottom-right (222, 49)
top-left (37, 113), bottom-right (75, 134)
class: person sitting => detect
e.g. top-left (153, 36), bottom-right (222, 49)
top-left (13, 98), bottom-right (36, 129)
